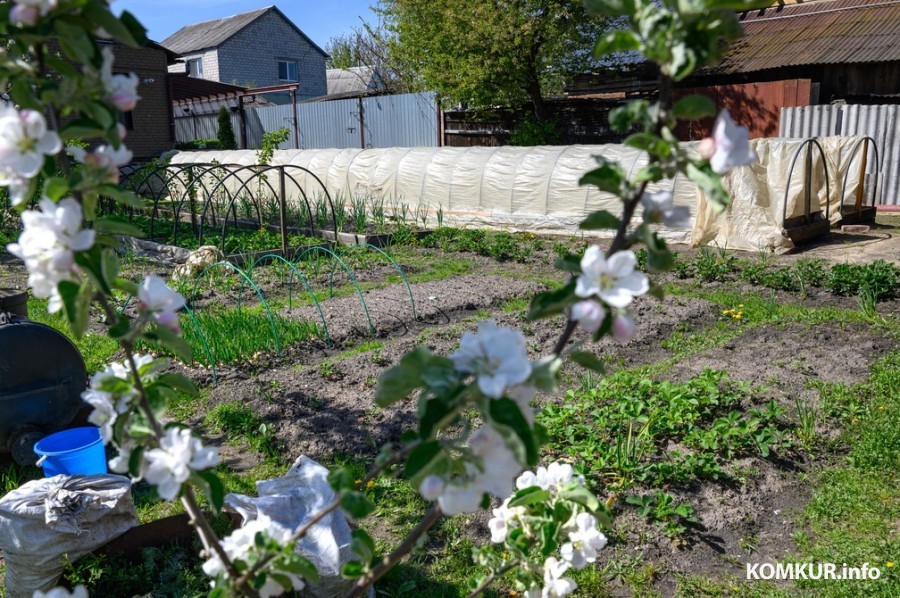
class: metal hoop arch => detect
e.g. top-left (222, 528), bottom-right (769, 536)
top-left (331, 243), bottom-right (417, 321)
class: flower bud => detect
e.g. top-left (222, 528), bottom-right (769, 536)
top-left (419, 475), bottom-right (445, 501)
top-left (10, 4), bottom-right (39, 27)
top-left (699, 137), bottom-right (716, 160)
top-left (612, 312), bottom-right (635, 343)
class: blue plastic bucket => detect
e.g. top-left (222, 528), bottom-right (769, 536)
top-left (34, 427), bottom-right (107, 477)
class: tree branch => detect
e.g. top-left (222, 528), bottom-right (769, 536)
top-left (346, 505), bottom-right (444, 597)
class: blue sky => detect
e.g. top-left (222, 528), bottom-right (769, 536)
top-left (113, 1), bottom-right (379, 50)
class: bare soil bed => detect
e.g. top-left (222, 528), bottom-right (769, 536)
top-left (2, 226), bottom-right (898, 596)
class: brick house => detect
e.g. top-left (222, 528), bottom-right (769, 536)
top-left (162, 6), bottom-right (327, 103)
top-left (104, 41), bottom-right (177, 159)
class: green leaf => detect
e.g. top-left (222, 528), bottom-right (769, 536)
top-left (128, 445), bottom-right (144, 478)
top-left (560, 485), bottom-right (600, 512)
top-left (541, 522), bottom-right (559, 556)
top-left (350, 529), bottom-right (376, 565)
top-left (489, 398), bottom-right (539, 466)
top-left (530, 356), bottom-right (562, 393)
top-left (278, 554), bottom-right (319, 582)
top-left (341, 561), bottom-right (365, 579)
top-left (143, 325), bottom-right (193, 363)
top-left (405, 440), bottom-right (442, 481)
top-left (609, 100), bottom-right (650, 133)
top-left (624, 132), bottom-right (670, 158)
top-left (113, 278), bottom-right (140, 295)
top-left (97, 185), bottom-right (147, 210)
top-left (195, 470), bottom-right (225, 512)
top-left (568, 350), bottom-right (606, 374)
top-left (82, 2), bottom-right (140, 46)
top-left (157, 373), bottom-right (199, 396)
top-left (376, 347), bottom-right (432, 407)
top-left (54, 20), bottom-right (97, 64)
top-left (579, 160), bottom-right (626, 195)
top-left (632, 163), bottom-right (665, 184)
top-left (108, 315), bottom-right (132, 340)
top-left (94, 217), bottom-right (144, 238)
top-left (673, 95), bottom-right (716, 121)
top-left (527, 280), bottom-right (576, 321)
top-left (43, 177), bottom-right (69, 201)
top-left (508, 486), bottom-right (551, 508)
top-left (553, 254), bottom-right (582, 274)
top-left (593, 29), bottom-right (641, 59)
top-left (342, 491), bottom-right (376, 519)
top-left (579, 210), bottom-right (620, 231)
top-left (59, 280), bottom-right (92, 339)
top-left (118, 10), bottom-right (149, 46)
top-left (327, 468), bottom-right (354, 493)
top-left (74, 246), bottom-right (113, 295)
top-left (686, 162), bottom-right (730, 210)
top-left (584, 0), bottom-right (636, 17)
top-left (60, 118), bottom-right (107, 141)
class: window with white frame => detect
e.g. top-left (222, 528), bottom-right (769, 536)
top-left (187, 58), bottom-right (203, 78)
top-left (277, 60), bottom-right (298, 82)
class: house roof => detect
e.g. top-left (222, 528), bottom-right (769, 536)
top-left (161, 5), bottom-right (327, 57)
top-left (326, 67), bottom-right (379, 95)
top-left (170, 74), bottom-right (245, 102)
top-left (715, 0), bottom-right (900, 74)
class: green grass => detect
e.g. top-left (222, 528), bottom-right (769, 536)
top-left (205, 400), bottom-right (280, 459)
top-left (172, 305), bottom-right (322, 366)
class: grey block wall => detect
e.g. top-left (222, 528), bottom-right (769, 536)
top-left (215, 10), bottom-right (326, 97)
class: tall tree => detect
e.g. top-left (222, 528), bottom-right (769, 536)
top-left (325, 24), bottom-right (419, 94)
top-left (378, 0), bottom-right (610, 120)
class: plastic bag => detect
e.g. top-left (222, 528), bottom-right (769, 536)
top-left (224, 455), bottom-right (364, 598)
top-left (0, 474), bottom-right (138, 598)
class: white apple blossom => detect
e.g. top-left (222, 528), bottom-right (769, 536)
top-left (68, 143), bottom-right (133, 184)
top-left (570, 299), bottom-right (606, 333)
top-left (202, 515), bottom-right (304, 597)
top-left (142, 427), bottom-right (220, 500)
top-left (516, 461), bottom-right (584, 495)
top-left (560, 513), bottom-right (608, 569)
top-left (419, 475), bottom-right (445, 501)
top-left (612, 311), bottom-right (635, 342)
top-left (708, 109), bottom-right (756, 175)
top-left (641, 190), bottom-right (692, 228)
top-left (575, 246), bottom-right (649, 309)
top-left (10, 0), bottom-right (57, 27)
top-left (108, 439), bottom-right (137, 474)
top-left (5, 198), bottom-right (94, 312)
top-left (0, 105), bottom-right (62, 180)
top-left (434, 426), bottom-right (523, 515)
top-left (450, 320), bottom-right (532, 398)
top-left (100, 47), bottom-right (141, 112)
top-left (138, 275), bottom-right (186, 332)
top-left (32, 585), bottom-right (88, 598)
top-left (487, 499), bottom-right (522, 543)
top-left (1, 168), bottom-right (31, 207)
top-left (525, 557), bottom-right (577, 598)
top-left (83, 390), bottom-right (117, 443)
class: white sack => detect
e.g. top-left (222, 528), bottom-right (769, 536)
top-left (224, 455), bottom-right (359, 598)
top-left (0, 475), bottom-right (138, 597)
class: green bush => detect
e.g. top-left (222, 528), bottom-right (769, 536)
top-left (217, 106), bottom-right (237, 150)
top-left (175, 138), bottom-right (220, 150)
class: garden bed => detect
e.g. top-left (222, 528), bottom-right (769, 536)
top-left (1, 217), bottom-right (899, 596)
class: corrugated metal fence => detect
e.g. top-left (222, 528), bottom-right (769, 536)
top-left (781, 104), bottom-right (899, 205)
top-left (175, 92), bottom-right (439, 150)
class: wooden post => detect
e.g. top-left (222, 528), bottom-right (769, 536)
top-left (292, 87), bottom-right (300, 150)
top-left (279, 166), bottom-right (288, 255)
top-left (854, 140), bottom-right (869, 212)
top-left (238, 95), bottom-right (247, 149)
top-left (358, 96), bottom-right (365, 149)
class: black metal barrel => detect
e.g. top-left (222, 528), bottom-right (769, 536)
top-left (0, 311), bottom-right (87, 464)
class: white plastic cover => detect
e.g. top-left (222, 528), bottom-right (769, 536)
top-left (170, 136), bottom-right (864, 252)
